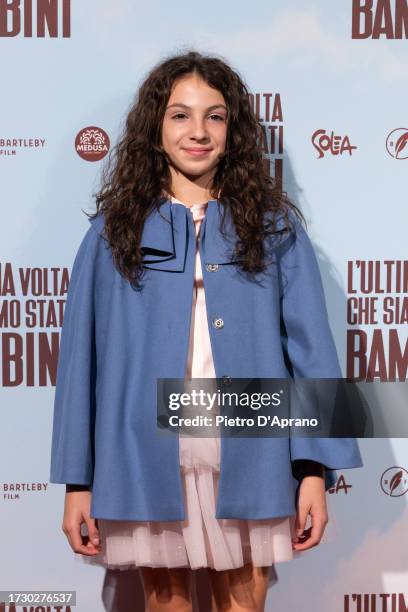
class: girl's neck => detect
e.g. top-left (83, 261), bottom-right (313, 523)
top-left (163, 188), bottom-right (220, 209)
top-left (170, 195), bottom-right (208, 209)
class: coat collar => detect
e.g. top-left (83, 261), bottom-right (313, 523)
top-left (89, 198), bottom-right (243, 272)
top-left (88, 199), bottom-right (290, 273)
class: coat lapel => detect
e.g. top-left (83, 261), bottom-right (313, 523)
top-left (200, 199), bottom-right (243, 265)
top-left (88, 199), bottom-right (293, 273)
top-left (89, 198), bottom-right (243, 273)
top-left (140, 201), bottom-right (188, 271)
top-left (88, 202), bottom-right (188, 272)
top-left (142, 199), bottom-right (242, 269)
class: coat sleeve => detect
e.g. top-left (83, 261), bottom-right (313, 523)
top-left (49, 225), bottom-right (99, 486)
top-left (276, 212), bottom-right (363, 491)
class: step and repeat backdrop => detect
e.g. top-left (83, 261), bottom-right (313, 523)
top-left (1, 1), bottom-right (407, 611)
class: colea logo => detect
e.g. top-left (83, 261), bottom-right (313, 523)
top-left (311, 129), bottom-right (357, 158)
top-left (75, 126), bottom-right (110, 162)
top-left (0, 0), bottom-right (71, 38)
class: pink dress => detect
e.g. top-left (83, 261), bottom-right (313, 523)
top-left (80, 198), bottom-right (337, 571)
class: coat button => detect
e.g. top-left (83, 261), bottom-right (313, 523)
top-left (222, 375), bottom-right (232, 386)
top-left (206, 263), bottom-right (219, 272)
top-left (212, 317), bottom-right (224, 329)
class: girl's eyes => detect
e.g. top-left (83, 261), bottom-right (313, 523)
top-left (171, 113), bottom-right (225, 121)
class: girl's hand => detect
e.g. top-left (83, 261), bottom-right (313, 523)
top-left (62, 489), bottom-right (101, 556)
top-left (292, 475), bottom-right (328, 551)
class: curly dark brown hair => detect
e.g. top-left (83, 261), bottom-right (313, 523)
top-left (87, 49), bottom-right (304, 289)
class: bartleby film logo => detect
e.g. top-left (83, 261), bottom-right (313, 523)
top-left (75, 126), bottom-right (110, 162)
top-left (0, 0), bottom-right (71, 38)
top-left (352, 0), bottom-right (408, 39)
top-left (0, 137), bottom-right (46, 157)
top-left (1, 481), bottom-right (48, 502)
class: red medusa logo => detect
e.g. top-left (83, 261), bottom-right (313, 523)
top-left (75, 126), bottom-right (110, 162)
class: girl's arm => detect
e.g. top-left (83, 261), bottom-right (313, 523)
top-left (49, 224), bottom-right (101, 556)
top-left (49, 225), bottom-right (99, 487)
top-left (292, 459), bottom-right (325, 481)
top-left (277, 212), bottom-right (363, 489)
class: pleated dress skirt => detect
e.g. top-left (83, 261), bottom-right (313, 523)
top-left (80, 200), bottom-right (337, 572)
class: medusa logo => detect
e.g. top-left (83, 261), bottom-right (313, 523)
top-left (386, 128), bottom-right (408, 159)
top-left (380, 466), bottom-right (408, 496)
top-left (75, 126), bottom-right (110, 162)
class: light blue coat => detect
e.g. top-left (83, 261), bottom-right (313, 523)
top-left (49, 199), bottom-right (363, 520)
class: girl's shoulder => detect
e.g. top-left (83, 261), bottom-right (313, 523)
top-left (69, 212), bottom-right (111, 277)
top-left (88, 211), bottom-right (106, 238)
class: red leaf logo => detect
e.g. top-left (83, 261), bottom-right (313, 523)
top-left (395, 133), bottom-right (408, 158)
top-left (390, 470), bottom-right (402, 494)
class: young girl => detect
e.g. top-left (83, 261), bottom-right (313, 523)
top-left (50, 50), bottom-right (363, 611)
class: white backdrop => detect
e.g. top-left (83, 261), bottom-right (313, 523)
top-left (1, 1), bottom-right (407, 611)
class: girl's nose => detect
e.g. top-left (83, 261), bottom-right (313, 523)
top-left (189, 119), bottom-right (208, 140)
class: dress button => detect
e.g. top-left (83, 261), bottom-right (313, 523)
top-left (212, 317), bottom-right (224, 329)
top-left (206, 263), bottom-right (219, 272)
top-left (222, 375), bottom-right (232, 386)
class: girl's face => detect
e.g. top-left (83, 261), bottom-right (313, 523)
top-left (161, 74), bottom-right (228, 183)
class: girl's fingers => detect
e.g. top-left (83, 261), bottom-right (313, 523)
top-left (293, 503), bottom-right (309, 542)
top-left (292, 513), bottom-right (328, 551)
top-left (63, 520), bottom-right (91, 555)
top-left (63, 517), bottom-right (101, 556)
top-left (80, 533), bottom-right (102, 555)
top-left (84, 516), bottom-right (101, 548)
top-left (293, 476), bottom-right (328, 549)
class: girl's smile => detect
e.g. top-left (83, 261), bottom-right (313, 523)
top-left (182, 147), bottom-right (213, 157)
